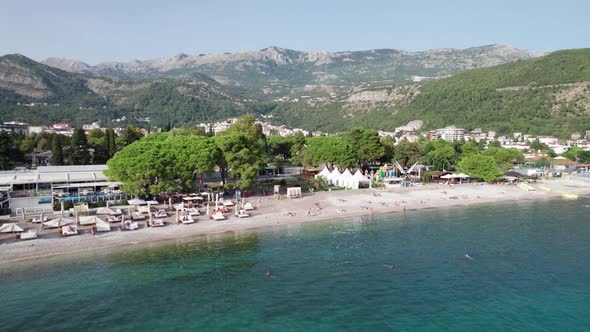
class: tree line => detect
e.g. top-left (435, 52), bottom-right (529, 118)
top-left (106, 115), bottom-right (537, 195)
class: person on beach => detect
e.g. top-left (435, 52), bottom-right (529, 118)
top-left (91, 226), bottom-right (96, 238)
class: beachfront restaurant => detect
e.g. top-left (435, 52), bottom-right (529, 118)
top-left (0, 165), bottom-right (121, 214)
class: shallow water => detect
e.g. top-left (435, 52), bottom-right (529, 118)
top-left (1, 198), bottom-right (590, 331)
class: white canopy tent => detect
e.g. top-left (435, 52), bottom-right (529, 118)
top-left (96, 207), bottom-right (116, 215)
top-left (353, 169), bottom-right (370, 183)
top-left (328, 167), bottom-right (341, 185)
top-left (315, 167), bottom-right (331, 181)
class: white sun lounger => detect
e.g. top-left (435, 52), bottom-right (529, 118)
top-left (211, 212), bottom-right (226, 220)
top-left (61, 225), bottom-right (78, 236)
top-left (131, 212), bottom-right (145, 220)
top-left (181, 215), bottom-right (196, 224)
top-left (186, 208), bottom-right (200, 216)
top-left (150, 219), bottom-right (165, 227)
top-left (122, 220), bottom-right (139, 230)
top-left (235, 210), bottom-right (249, 218)
top-left (243, 202), bottom-right (255, 211)
top-left (222, 200), bottom-right (234, 207)
top-left (20, 230), bottom-right (38, 240)
top-left (155, 209), bottom-right (168, 218)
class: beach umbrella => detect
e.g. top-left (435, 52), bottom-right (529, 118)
top-left (43, 217), bottom-right (73, 228)
top-left (215, 193), bottom-right (219, 211)
top-left (79, 216), bottom-right (104, 226)
top-left (96, 207), bottom-right (116, 215)
top-left (441, 174), bottom-right (453, 179)
top-left (168, 197), bottom-right (172, 209)
top-left (127, 198), bottom-right (146, 206)
top-left (206, 203), bottom-right (210, 216)
top-left (149, 210), bottom-right (153, 227)
top-left (106, 201), bottom-right (109, 208)
top-left (146, 200), bottom-right (159, 205)
top-left (457, 173), bottom-right (470, 178)
top-left (175, 210), bottom-right (179, 223)
top-left (0, 223), bottom-right (24, 233)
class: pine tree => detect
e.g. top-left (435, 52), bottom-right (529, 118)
top-left (52, 138), bottom-right (64, 166)
top-left (70, 128), bottom-right (90, 165)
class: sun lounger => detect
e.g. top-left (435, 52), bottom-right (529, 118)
top-left (61, 225), bottom-right (78, 236)
top-left (181, 215), bottom-right (196, 224)
top-left (19, 230), bottom-right (38, 240)
top-left (222, 200), bottom-right (234, 207)
top-left (211, 212), bottom-right (226, 220)
top-left (96, 221), bottom-right (111, 232)
top-left (235, 210), bottom-right (249, 218)
top-left (122, 220), bottom-right (139, 230)
top-left (155, 209), bottom-right (168, 218)
top-left (186, 208), bottom-right (200, 216)
top-left (106, 215), bottom-right (121, 223)
top-left (243, 202), bottom-right (255, 211)
top-left (138, 206), bottom-right (150, 214)
top-left (150, 219), bottom-right (165, 227)
top-left (131, 212), bottom-right (145, 220)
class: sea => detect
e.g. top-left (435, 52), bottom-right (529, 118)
top-left (1, 198), bottom-right (590, 332)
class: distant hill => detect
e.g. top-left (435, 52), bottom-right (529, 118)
top-left (266, 49), bottom-right (590, 137)
top-left (42, 44), bottom-right (543, 99)
top-left (5, 47), bottom-right (589, 137)
top-left (0, 54), bottom-right (247, 127)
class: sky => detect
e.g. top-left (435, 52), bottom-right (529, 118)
top-left (1, 0), bottom-right (588, 64)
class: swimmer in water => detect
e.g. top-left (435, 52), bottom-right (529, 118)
top-left (384, 264), bottom-right (395, 269)
top-left (359, 217), bottom-right (364, 223)
top-left (464, 253), bottom-right (474, 260)
top-left (265, 271), bottom-right (272, 277)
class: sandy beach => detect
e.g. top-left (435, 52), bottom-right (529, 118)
top-left (1, 176), bottom-right (589, 264)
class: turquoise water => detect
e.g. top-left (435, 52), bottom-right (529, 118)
top-left (2, 198), bottom-right (590, 331)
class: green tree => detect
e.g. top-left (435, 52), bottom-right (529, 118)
top-left (393, 140), bottom-right (422, 167)
top-left (345, 128), bottom-right (385, 166)
top-left (301, 136), bottom-right (356, 169)
top-left (87, 129), bottom-right (108, 164)
top-left (51, 136), bottom-right (65, 166)
top-left (224, 115), bottom-right (264, 141)
top-left (461, 140), bottom-right (481, 157)
top-left (289, 131), bottom-right (307, 166)
top-left (120, 126), bottom-right (144, 147)
top-left (105, 128), bottom-right (118, 159)
top-left (457, 154), bottom-right (503, 182)
top-left (70, 128), bottom-right (91, 165)
top-left (106, 133), bottom-right (221, 194)
top-left (423, 139), bottom-right (457, 171)
top-left (214, 134), bottom-right (266, 189)
top-left (483, 147), bottom-right (524, 172)
top-left (0, 132), bottom-right (16, 170)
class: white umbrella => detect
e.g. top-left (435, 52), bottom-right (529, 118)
top-left (206, 203), bottom-right (210, 216)
top-left (441, 174), bottom-right (453, 179)
top-left (146, 200), bottom-right (159, 205)
top-left (168, 197), bottom-right (172, 209)
top-left (0, 223), bottom-right (24, 233)
top-left (43, 217), bottom-right (74, 228)
top-left (457, 173), bottom-right (470, 178)
top-left (79, 216), bottom-right (105, 225)
top-left (96, 207), bottom-right (116, 215)
top-left (60, 201), bottom-right (65, 217)
top-left (127, 199), bottom-right (146, 205)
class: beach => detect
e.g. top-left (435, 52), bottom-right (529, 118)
top-left (1, 176), bottom-right (589, 264)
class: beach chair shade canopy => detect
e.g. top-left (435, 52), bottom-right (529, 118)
top-left (127, 199), bottom-right (147, 205)
top-left (0, 223), bottom-right (24, 233)
top-left (79, 216), bottom-right (105, 225)
top-left (44, 218), bottom-right (74, 228)
top-left (96, 207), bottom-right (116, 215)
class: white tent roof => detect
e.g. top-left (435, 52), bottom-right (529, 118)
top-left (43, 217), bottom-right (74, 228)
top-left (315, 166), bottom-right (331, 179)
top-left (354, 169), bottom-right (369, 182)
top-left (79, 216), bottom-right (105, 225)
top-left (341, 169), bottom-right (353, 177)
top-left (0, 223), bottom-right (24, 233)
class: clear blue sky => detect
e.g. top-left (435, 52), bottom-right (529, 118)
top-left (1, 0), bottom-right (588, 64)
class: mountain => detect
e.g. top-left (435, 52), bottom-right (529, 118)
top-left (43, 44), bottom-right (543, 98)
top-left (266, 48), bottom-right (590, 137)
top-left (0, 54), bottom-right (247, 126)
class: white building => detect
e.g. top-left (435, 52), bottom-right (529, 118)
top-left (435, 126), bottom-right (465, 141)
top-left (0, 165), bottom-right (120, 214)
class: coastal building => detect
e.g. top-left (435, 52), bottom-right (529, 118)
top-left (0, 165), bottom-right (120, 214)
top-left (434, 126), bottom-right (465, 142)
top-left (571, 132), bottom-right (582, 140)
top-left (0, 122), bottom-right (29, 135)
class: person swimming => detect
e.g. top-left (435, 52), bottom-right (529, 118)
top-left (384, 264), bottom-right (395, 269)
top-left (464, 253), bottom-right (474, 260)
top-left (265, 271), bottom-right (272, 277)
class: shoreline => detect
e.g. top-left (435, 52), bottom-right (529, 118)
top-left (1, 177), bottom-right (589, 265)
